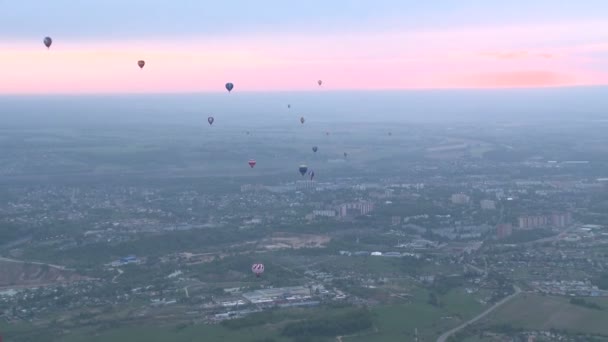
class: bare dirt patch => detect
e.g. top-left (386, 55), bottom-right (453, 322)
top-left (0, 259), bottom-right (86, 289)
top-left (258, 233), bottom-right (331, 250)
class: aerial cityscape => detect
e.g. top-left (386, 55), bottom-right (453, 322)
top-left (2, 1), bottom-right (608, 342)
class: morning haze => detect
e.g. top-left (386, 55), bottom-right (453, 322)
top-left (2, 2), bottom-right (608, 342)
top-left (2, 87), bottom-right (608, 128)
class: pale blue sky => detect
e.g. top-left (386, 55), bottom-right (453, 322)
top-left (1, 0), bottom-right (607, 40)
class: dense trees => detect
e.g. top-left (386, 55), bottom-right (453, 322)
top-left (281, 308), bottom-right (372, 338)
top-left (569, 298), bottom-right (603, 310)
top-left (594, 273), bottom-right (608, 290)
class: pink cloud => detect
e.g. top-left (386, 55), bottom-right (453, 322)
top-left (479, 51), bottom-right (555, 60)
top-left (467, 70), bottom-right (574, 88)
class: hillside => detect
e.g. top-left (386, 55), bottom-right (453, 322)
top-left (0, 259), bottom-right (85, 288)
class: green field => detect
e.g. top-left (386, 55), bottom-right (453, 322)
top-left (0, 287), bottom-right (486, 342)
top-left (59, 325), bottom-right (289, 342)
top-left (344, 288), bottom-right (485, 342)
top-left (477, 294), bottom-right (608, 336)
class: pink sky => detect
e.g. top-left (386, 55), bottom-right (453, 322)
top-left (1, 21), bottom-right (607, 94)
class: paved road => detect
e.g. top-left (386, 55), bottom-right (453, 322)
top-left (0, 256), bottom-right (72, 271)
top-left (436, 286), bottom-right (521, 342)
top-left (111, 268), bottom-right (124, 283)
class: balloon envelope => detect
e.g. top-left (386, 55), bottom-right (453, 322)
top-left (252, 263), bottom-right (264, 277)
top-left (248, 159), bottom-right (256, 168)
top-left (208, 117), bottom-right (214, 125)
top-left (300, 117), bottom-right (305, 124)
top-left (312, 146), bottom-right (318, 153)
top-left (318, 80), bottom-right (323, 86)
top-left (43, 37), bottom-right (52, 48)
top-left (299, 165), bottom-right (308, 176)
top-left (225, 83), bottom-right (234, 92)
top-left (137, 60), bottom-right (145, 69)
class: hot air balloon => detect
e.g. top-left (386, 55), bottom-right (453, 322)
top-left (137, 60), bottom-right (145, 69)
top-left (43, 37), bottom-right (52, 49)
top-left (208, 116), bottom-right (214, 125)
top-left (318, 80), bottom-right (323, 86)
top-left (299, 165), bottom-right (308, 176)
top-left (248, 159), bottom-right (256, 168)
top-left (300, 117), bottom-right (305, 124)
top-left (312, 146), bottom-right (318, 153)
top-left (225, 83), bottom-right (234, 92)
top-left (252, 263), bottom-right (264, 277)
top-left (288, 104), bottom-right (291, 109)
top-left (344, 152), bottom-right (348, 158)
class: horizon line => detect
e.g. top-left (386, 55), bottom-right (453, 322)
top-left (2, 84), bottom-right (607, 97)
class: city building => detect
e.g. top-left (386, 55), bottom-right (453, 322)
top-left (518, 212), bottom-right (572, 229)
top-left (313, 210), bottom-right (336, 218)
top-left (451, 193), bottom-right (470, 205)
top-left (240, 184), bottom-right (265, 192)
top-left (391, 216), bottom-right (401, 226)
top-left (519, 215), bottom-right (549, 229)
top-left (550, 212), bottom-right (573, 228)
top-left (496, 224), bottom-right (513, 239)
top-left (337, 201), bottom-right (375, 217)
top-left (296, 180), bottom-right (316, 191)
top-left (480, 199), bottom-right (496, 210)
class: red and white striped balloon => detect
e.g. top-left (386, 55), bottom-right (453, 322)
top-left (251, 263), bottom-right (264, 277)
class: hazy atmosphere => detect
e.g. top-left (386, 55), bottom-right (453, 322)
top-left (2, 2), bottom-right (608, 342)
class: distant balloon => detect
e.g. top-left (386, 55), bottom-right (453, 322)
top-left (312, 146), bottom-right (318, 153)
top-left (252, 263), bottom-right (264, 277)
top-left (43, 37), bottom-right (52, 49)
top-left (208, 116), bottom-right (214, 125)
top-left (318, 80), bottom-right (323, 86)
top-left (344, 152), bottom-right (348, 158)
top-left (225, 83), bottom-right (234, 92)
top-left (248, 159), bottom-right (257, 168)
top-left (137, 60), bottom-right (145, 69)
top-left (300, 117), bottom-right (305, 124)
top-left (299, 165), bottom-right (308, 176)
top-left (288, 104), bottom-right (291, 109)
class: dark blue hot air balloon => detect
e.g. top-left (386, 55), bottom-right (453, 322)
top-left (43, 37), bottom-right (52, 49)
top-left (225, 83), bottom-right (234, 92)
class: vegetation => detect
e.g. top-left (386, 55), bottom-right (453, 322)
top-left (570, 298), bottom-right (603, 311)
top-left (593, 273), bottom-right (608, 290)
top-left (281, 308), bottom-right (373, 338)
top-left (499, 229), bottom-right (555, 244)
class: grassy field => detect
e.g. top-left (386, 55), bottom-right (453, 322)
top-left (478, 293), bottom-right (608, 335)
top-left (0, 286), bottom-right (486, 342)
top-left (57, 324), bottom-right (289, 342)
top-left (345, 288), bottom-right (485, 342)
